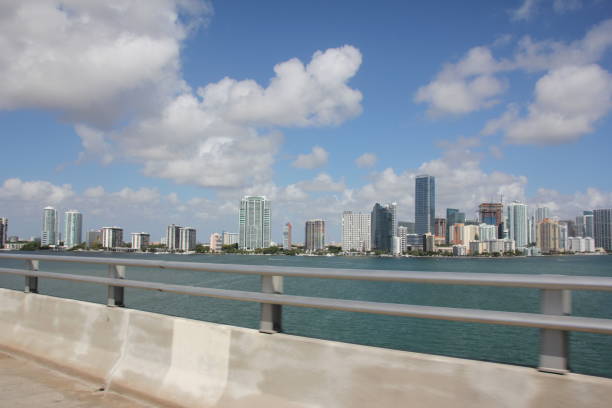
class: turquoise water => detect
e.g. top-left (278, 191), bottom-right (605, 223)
top-left (1, 252), bottom-right (611, 377)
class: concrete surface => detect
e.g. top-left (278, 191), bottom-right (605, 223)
top-left (0, 351), bottom-right (152, 407)
top-left (1, 287), bottom-right (612, 408)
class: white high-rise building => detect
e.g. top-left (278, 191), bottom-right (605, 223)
top-left (41, 206), bottom-right (59, 246)
top-left (397, 225), bottom-right (408, 253)
top-left (179, 227), bottom-right (196, 251)
top-left (388, 202), bottom-right (398, 236)
top-left (507, 202), bottom-right (529, 248)
top-left (342, 211), bottom-right (371, 252)
top-left (63, 210), bottom-right (83, 248)
top-left (101, 227), bottom-right (123, 249)
top-left (239, 196), bottom-right (271, 250)
top-left (167, 224), bottom-right (181, 251)
top-left (222, 232), bottom-right (239, 246)
top-left (478, 223), bottom-right (497, 242)
top-left (131, 233), bottom-right (150, 251)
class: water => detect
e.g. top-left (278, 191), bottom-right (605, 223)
top-left (1, 252), bottom-right (611, 378)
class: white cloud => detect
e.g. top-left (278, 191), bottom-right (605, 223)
top-left (511, 0), bottom-right (582, 21)
top-left (512, 0), bottom-right (540, 21)
top-left (355, 153), bottom-right (377, 168)
top-left (292, 146), bottom-right (329, 169)
top-left (0, 178), bottom-right (74, 204)
top-left (297, 173), bottom-right (345, 192)
top-left (113, 187), bottom-right (160, 204)
top-left (490, 64), bottom-right (612, 144)
top-left (414, 46), bottom-right (507, 116)
top-left (553, 0), bottom-right (582, 13)
top-left (83, 186), bottom-right (105, 198)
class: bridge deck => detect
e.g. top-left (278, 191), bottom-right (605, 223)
top-left (0, 351), bottom-right (152, 408)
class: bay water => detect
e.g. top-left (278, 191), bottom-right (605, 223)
top-left (1, 252), bottom-right (610, 378)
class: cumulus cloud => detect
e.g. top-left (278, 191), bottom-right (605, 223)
top-left (296, 173), bottom-right (345, 192)
top-left (512, 0), bottom-right (583, 21)
top-left (414, 46), bottom-right (507, 116)
top-left (355, 153), bottom-right (377, 168)
top-left (292, 146), bottom-right (330, 169)
top-left (0, 178), bottom-right (74, 204)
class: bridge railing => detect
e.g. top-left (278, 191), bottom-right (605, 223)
top-left (1, 253), bottom-right (612, 374)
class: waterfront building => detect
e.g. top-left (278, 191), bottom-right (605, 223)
top-left (63, 210), bottom-right (82, 248)
top-left (405, 233), bottom-right (423, 250)
top-left (445, 209), bottom-right (465, 244)
top-left (392, 236), bottom-right (401, 255)
top-left (397, 226), bottom-right (408, 253)
top-left (210, 232), bottom-right (222, 252)
top-left (434, 218), bottom-right (446, 239)
top-left (41, 206), bottom-right (59, 246)
top-left (167, 224), bottom-right (181, 251)
top-left (593, 209), bottom-right (612, 251)
top-left (585, 237), bottom-right (595, 252)
top-left (452, 245), bottom-right (467, 256)
top-left (388, 202), bottom-right (398, 236)
top-left (239, 196), bottom-right (271, 250)
top-left (415, 175), bottom-right (435, 235)
top-left (583, 210), bottom-right (594, 238)
top-left (537, 219), bottom-right (560, 254)
top-left (0, 218), bottom-right (7, 248)
top-left (179, 227), bottom-right (196, 251)
top-left (101, 227), bottom-right (123, 249)
top-left (398, 221), bottom-right (415, 234)
top-left (469, 241), bottom-right (487, 255)
top-left (559, 220), bottom-right (576, 240)
top-left (536, 207), bottom-right (550, 223)
top-left (283, 223), bottom-right (292, 250)
top-left (463, 224), bottom-right (479, 244)
top-left (568, 237), bottom-right (585, 253)
top-left (222, 232), bottom-right (239, 246)
top-left (478, 223), bottom-right (497, 242)
top-left (559, 223), bottom-right (568, 251)
top-left (371, 203), bottom-right (394, 252)
top-left (305, 220), bottom-right (325, 252)
top-left (504, 239), bottom-right (516, 253)
top-left (507, 202), bottom-right (529, 248)
top-left (87, 230), bottom-right (101, 247)
top-left (342, 211), bottom-right (371, 252)
top-left (450, 223), bottom-right (464, 245)
top-left (423, 233), bottom-right (435, 253)
top-left (486, 240), bottom-right (505, 254)
top-left (479, 203), bottom-right (503, 238)
top-left (575, 215), bottom-right (585, 237)
top-left (131, 233), bottom-right (150, 251)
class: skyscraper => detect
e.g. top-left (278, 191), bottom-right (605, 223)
top-left (535, 207), bottom-right (550, 223)
top-left (0, 218), bottom-right (7, 248)
top-left (239, 196), bottom-right (271, 250)
top-left (283, 222), bottom-right (292, 250)
top-left (371, 203), bottom-right (394, 252)
top-left (415, 175), bottom-right (435, 235)
top-left (507, 202), bottom-right (529, 248)
top-left (479, 203), bottom-right (503, 236)
top-left (166, 224), bottom-right (181, 251)
top-left (41, 206), bottom-right (59, 246)
top-left (593, 209), bottom-right (612, 251)
top-left (305, 220), bottom-right (325, 252)
top-left (63, 210), bottom-right (82, 248)
top-left (388, 202), bottom-right (398, 236)
top-left (342, 211), bottom-right (371, 252)
top-left (446, 208), bottom-right (465, 244)
top-left (434, 218), bottom-right (446, 238)
top-left (537, 218), bottom-right (560, 254)
top-left (179, 227), bottom-right (196, 251)
top-left (131, 233), bottom-right (150, 251)
top-left (583, 210), bottom-right (594, 238)
top-left (101, 227), bottom-right (123, 249)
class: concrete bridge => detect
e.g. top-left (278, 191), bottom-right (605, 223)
top-left (1, 253), bottom-right (612, 407)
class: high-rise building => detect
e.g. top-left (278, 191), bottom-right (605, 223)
top-left (415, 175), bottom-right (435, 235)
top-left (131, 233), bottom-right (150, 251)
top-left (537, 219), bottom-right (560, 254)
top-left (535, 207), bottom-right (550, 223)
top-left (305, 220), bottom-right (325, 252)
top-left (575, 215), bottom-right (585, 237)
top-left (559, 223), bottom-right (568, 251)
top-left (446, 208), bottom-right (465, 244)
top-left (41, 206), bottom-right (59, 246)
top-left (478, 223), bottom-right (497, 241)
top-left (101, 227), bottom-right (123, 249)
top-left (222, 232), bottom-right (239, 246)
top-left (179, 227), bottom-right (196, 251)
top-left (434, 218), bottom-right (446, 238)
top-left (559, 220), bottom-right (576, 237)
top-left (166, 224), bottom-right (181, 251)
top-left (63, 210), bottom-right (82, 248)
top-left (479, 203), bottom-right (503, 238)
top-left (593, 209), bottom-right (612, 251)
top-left (210, 232), bottom-right (222, 252)
top-left (283, 222), bottom-right (292, 250)
top-left (371, 203), bottom-right (394, 252)
top-left (388, 202), bottom-right (398, 236)
top-left (87, 230), bottom-right (101, 247)
top-left (398, 221), bottom-right (415, 234)
top-left (239, 196), bottom-right (271, 250)
top-left (583, 210), bottom-right (594, 238)
top-left (397, 225), bottom-right (408, 253)
top-left (342, 211), bottom-right (371, 252)
top-left (0, 218), bottom-right (7, 248)
top-left (507, 202), bottom-right (529, 248)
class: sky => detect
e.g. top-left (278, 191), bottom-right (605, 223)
top-left (1, 0), bottom-right (612, 244)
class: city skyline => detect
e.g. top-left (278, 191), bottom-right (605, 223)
top-left (1, 1), bottom-right (612, 242)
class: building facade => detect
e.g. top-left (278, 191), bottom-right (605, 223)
top-left (537, 219), bottom-right (560, 254)
top-left (210, 232), bottom-right (222, 252)
top-left (593, 209), bottom-right (612, 251)
top-left (41, 206), bottom-right (59, 246)
top-left (131, 233), bottom-right (150, 251)
top-left (415, 175), bottom-right (435, 235)
top-left (179, 227), bottom-right (196, 251)
top-left (0, 218), bottom-right (7, 248)
top-left (434, 218), bottom-right (446, 238)
top-left (371, 203), bottom-right (394, 252)
top-left (101, 227), bottom-right (123, 249)
top-left (283, 222), bottom-right (292, 250)
top-left (341, 211), bottom-right (371, 252)
top-left (305, 219), bottom-right (325, 252)
top-left (167, 224), bottom-right (181, 251)
top-left (239, 196), bottom-right (271, 250)
top-left (446, 208), bottom-right (465, 244)
top-left (478, 223), bottom-right (497, 242)
top-left (583, 210), bottom-right (594, 238)
top-left (507, 202), bottom-right (529, 248)
top-left (222, 232), bottom-right (239, 246)
top-left (63, 210), bottom-right (82, 248)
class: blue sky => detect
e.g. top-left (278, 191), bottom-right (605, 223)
top-left (1, 0), bottom-right (611, 243)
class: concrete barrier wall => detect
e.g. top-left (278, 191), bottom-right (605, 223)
top-left (1, 288), bottom-right (611, 408)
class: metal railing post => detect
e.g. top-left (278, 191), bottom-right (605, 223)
top-left (24, 260), bottom-right (39, 293)
top-left (539, 288), bottom-right (571, 374)
top-left (107, 265), bottom-right (126, 307)
top-left (260, 275), bottom-right (283, 333)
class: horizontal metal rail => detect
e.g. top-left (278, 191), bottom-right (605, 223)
top-left (1, 253), bottom-right (612, 291)
top-left (2, 266), bottom-right (612, 335)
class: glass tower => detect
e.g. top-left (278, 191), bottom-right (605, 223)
top-left (239, 196), bottom-right (271, 250)
top-left (415, 175), bottom-right (435, 235)
top-left (64, 210), bottom-right (83, 248)
top-left (41, 206), bottom-right (59, 246)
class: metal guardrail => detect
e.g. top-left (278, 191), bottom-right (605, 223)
top-left (1, 253), bottom-right (612, 375)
